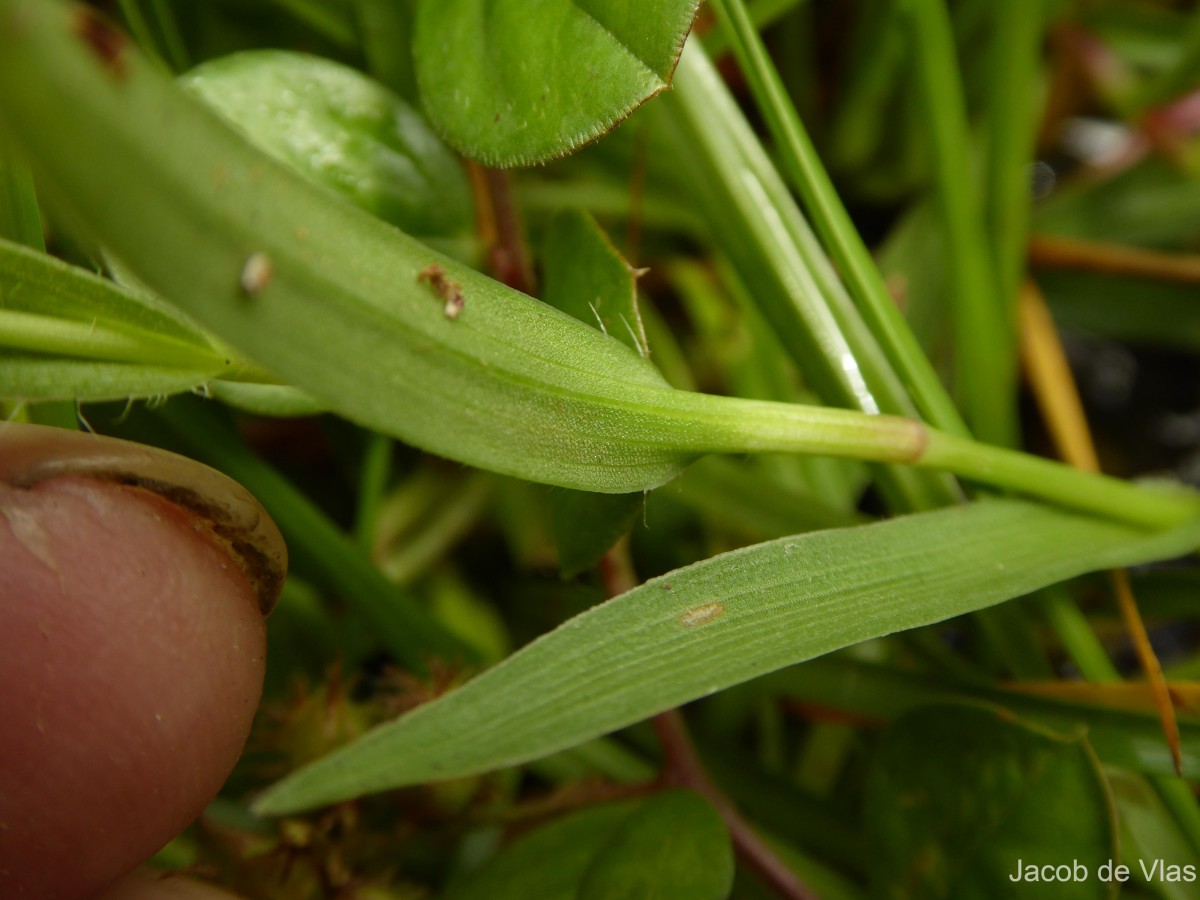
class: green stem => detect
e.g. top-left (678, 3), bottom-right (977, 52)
top-left (379, 472), bottom-right (491, 583)
top-left (905, 0), bottom-right (1016, 447)
top-left (115, 0), bottom-right (168, 70)
top-left (353, 431), bottom-right (393, 552)
top-left (268, 0), bottom-right (357, 47)
top-left (825, 0), bottom-right (906, 176)
top-left (710, 0), bottom-right (969, 439)
top-left (354, 0), bottom-right (418, 101)
top-left (666, 43), bottom-right (962, 512)
top-left (155, 399), bottom-right (476, 670)
top-left (702, 0), bottom-right (809, 59)
top-left (983, 0), bottom-right (1043, 311)
top-left (639, 392), bottom-right (1197, 530)
top-left (147, 0), bottom-right (188, 72)
top-left (919, 429), bottom-right (1197, 529)
top-left (1039, 586), bottom-right (1119, 682)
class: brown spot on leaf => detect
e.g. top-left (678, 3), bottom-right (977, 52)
top-left (70, 7), bottom-right (128, 80)
top-left (678, 602), bottom-right (723, 628)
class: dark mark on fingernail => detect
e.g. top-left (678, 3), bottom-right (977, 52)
top-left (113, 474), bottom-right (283, 616)
top-left (12, 468), bottom-right (283, 616)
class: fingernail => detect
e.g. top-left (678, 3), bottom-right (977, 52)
top-left (0, 422), bottom-right (286, 614)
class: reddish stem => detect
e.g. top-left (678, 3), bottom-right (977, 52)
top-left (466, 162), bottom-right (536, 296)
top-left (653, 711), bottom-right (820, 900)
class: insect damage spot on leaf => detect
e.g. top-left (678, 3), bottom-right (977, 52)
top-left (678, 602), bottom-right (723, 628)
top-left (240, 252), bottom-right (273, 297)
top-left (417, 263), bottom-right (465, 319)
top-left (70, 7), bottom-right (128, 81)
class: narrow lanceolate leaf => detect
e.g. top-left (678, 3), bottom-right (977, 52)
top-left (413, 0), bottom-right (701, 166)
top-left (254, 499), bottom-right (1200, 814)
top-left (0, 237), bottom-right (241, 401)
top-left (0, 237), bottom-right (293, 405)
top-left (0, 142), bottom-right (44, 249)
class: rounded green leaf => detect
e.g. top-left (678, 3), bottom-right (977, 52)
top-left (577, 790), bottom-right (733, 900)
top-left (413, 0), bottom-right (701, 166)
top-left (864, 704), bottom-right (1118, 900)
top-left (445, 791), bottom-right (731, 900)
top-left (446, 800), bottom-right (637, 900)
top-left (182, 50), bottom-right (472, 237)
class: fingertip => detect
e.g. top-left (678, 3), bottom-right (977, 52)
top-left (0, 426), bottom-right (284, 898)
top-left (95, 868), bottom-right (245, 900)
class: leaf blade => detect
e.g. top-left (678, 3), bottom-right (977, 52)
top-left (254, 498), bottom-right (1200, 814)
top-left (865, 704), bottom-right (1116, 900)
top-left (413, 0), bottom-right (700, 166)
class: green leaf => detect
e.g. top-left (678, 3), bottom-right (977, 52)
top-left (0, 238), bottom-right (210, 347)
top-left (0, 237), bottom-right (298, 405)
top-left (413, 0), bottom-right (701, 166)
top-left (708, 0), bottom-right (968, 439)
top-left (550, 487), bottom-right (644, 579)
top-left (766, 655), bottom-right (1200, 780)
top-left (576, 790), bottom-right (733, 900)
top-left (181, 49), bottom-right (472, 237)
top-left (542, 208), bottom-right (647, 357)
top-left (662, 43), bottom-right (962, 513)
top-left (1109, 772), bottom-right (1200, 900)
top-left (1, 0), bottom-right (1194, 528)
top-left (904, 0), bottom-right (1014, 446)
top-left (446, 800), bottom-right (637, 900)
top-left (540, 208), bottom-right (647, 576)
top-left (0, 237), bottom-right (230, 400)
top-left (254, 498), bottom-right (1200, 814)
top-left (445, 791), bottom-right (732, 900)
top-left (1034, 159), bottom-right (1200, 252)
top-left (205, 380), bottom-right (325, 417)
top-left (0, 142), bottom-right (44, 250)
top-left (864, 704), bottom-right (1116, 900)
top-left (1040, 270), bottom-right (1200, 352)
top-left (1, 358), bottom-right (215, 404)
